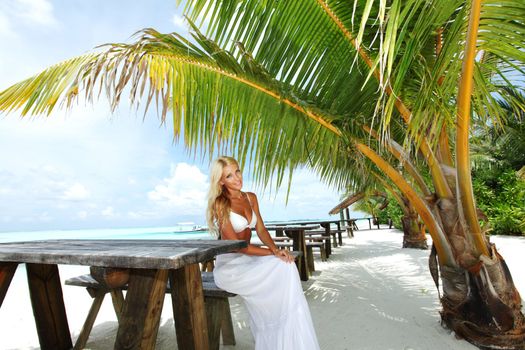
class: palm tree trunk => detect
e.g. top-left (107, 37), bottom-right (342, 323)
top-left (400, 198), bottom-right (428, 250)
top-left (438, 239), bottom-right (525, 349)
top-left (431, 165), bottom-right (525, 349)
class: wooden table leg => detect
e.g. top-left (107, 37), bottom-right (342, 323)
top-left (26, 263), bottom-right (72, 350)
top-left (220, 298), bottom-right (236, 345)
top-left (0, 262), bottom-right (17, 307)
top-left (114, 268), bottom-right (168, 350)
top-left (321, 223), bottom-right (332, 257)
top-left (169, 263), bottom-right (209, 350)
top-left (289, 230), bottom-right (309, 281)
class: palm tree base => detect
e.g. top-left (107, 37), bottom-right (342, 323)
top-left (402, 238), bottom-right (429, 249)
top-left (440, 249), bottom-right (525, 349)
top-left (401, 215), bottom-right (428, 250)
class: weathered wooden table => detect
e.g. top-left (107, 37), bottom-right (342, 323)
top-left (272, 220), bottom-right (341, 256)
top-left (266, 224), bottom-right (319, 281)
top-left (0, 239), bottom-right (246, 350)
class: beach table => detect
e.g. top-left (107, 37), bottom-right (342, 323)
top-left (273, 220), bottom-right (342, 256)
top-left (266, 224), bottom-right (319, 281)
top-left (0, 239), bottom-right (246, 350)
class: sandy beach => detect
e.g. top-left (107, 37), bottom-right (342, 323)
top-left (1, 226), bottom-right (523, 350)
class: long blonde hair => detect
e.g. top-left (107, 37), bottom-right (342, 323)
top-left (206, 156), bottom-right (239, 237)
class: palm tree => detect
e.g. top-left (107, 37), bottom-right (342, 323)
top-left (1, 1), bottom-right (524, 348)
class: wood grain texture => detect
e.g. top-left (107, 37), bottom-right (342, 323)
top-left (205, 297), bottom-right (222, 350)
top-left (66, 271), bottom-right (236, 349)
top-left (286, 229), bottom-right (310, 281)
top-left (220, 298), bottom-right (236, 345)
top-left (114, 268), bottom-right (168, 350)
top-left (170, 264), bottom-right (209, 350)
top-left (0, 239), bottom-right (246, 269)
top-left (320, 222), bottom-right (333, 256)
top-left (26, 263), bottom-right (72, 350)
top-left (0, 262), bottom-right (17, 307)
top-left (73, 289), bottom-right (105, 350)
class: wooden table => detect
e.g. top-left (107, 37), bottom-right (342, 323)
top-left (266, 224), bottom-right (319, 281)
top-left (272, 220), bottom-right (342, 255)
top-left (0, 239), bottom-right (246, 350)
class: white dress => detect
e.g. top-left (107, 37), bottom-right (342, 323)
top-left (213, 199), bottom-right (320, 350)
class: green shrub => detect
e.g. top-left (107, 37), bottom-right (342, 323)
top-left (473, 169), bottom-right (525, 236)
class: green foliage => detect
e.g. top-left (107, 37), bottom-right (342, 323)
top-left (473, 169), bottom-right (525, 236)
top-left (376, 194), bottom-right (404, 229)
top-left (472, 89), bottom-right (525, 236)
top-left (353, 196), bottom-right (382, 217)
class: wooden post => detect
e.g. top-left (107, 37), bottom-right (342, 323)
top-left (0, 262), bottom-right (17, 307)
top-left (320, 223), bottom-right (332, 257)
top-left (73, 288), bottom-right (106, 350)
top-left (114, 268), bottom-right (168, 350)
top-left (220, 298), bottom-right (236, 345)
top-left (289, 229), bottom-right (309, 281)
top-left (110, 289), bottom-right (125, 322)
top-left (204, 297), bottom-right (222, 350)
top-left (306, 246), bottom-right (315, 272)
top-left (345, 208), bottom-right (351, 225)
top-left (169, 263), bottom-right (210, 350)
top-left (26, 263), bottom-right (72, 350)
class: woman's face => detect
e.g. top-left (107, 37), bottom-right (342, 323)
top-left (220, 163), bottom-right (243, 193)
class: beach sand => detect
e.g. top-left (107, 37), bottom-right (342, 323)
top-left (1, 227), bottom-right (523, 350)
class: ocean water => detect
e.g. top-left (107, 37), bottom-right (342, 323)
top-left (0, 217), bottom-right (355, 243)
top-left (0, 225), bottom-right (213, 243)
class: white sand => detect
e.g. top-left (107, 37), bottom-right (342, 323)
top-left (1, 227), bottom-right (523, 350)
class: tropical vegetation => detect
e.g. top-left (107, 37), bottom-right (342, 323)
top-left (1, 0), bottom-right (524, 348)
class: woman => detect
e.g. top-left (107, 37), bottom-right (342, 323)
top-left (206, 156), bottom-right (320, 350)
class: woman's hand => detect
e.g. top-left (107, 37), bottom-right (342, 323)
top-left (273, 248), bottom-right (295, 263)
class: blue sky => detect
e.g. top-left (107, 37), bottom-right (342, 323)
top-left (0, 0), bottom-right (349, 232)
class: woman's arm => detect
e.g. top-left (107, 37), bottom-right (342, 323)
top-left (248, 192), bottom-right (294, 263)
top-left (220, 222), bottom-right (274, 256)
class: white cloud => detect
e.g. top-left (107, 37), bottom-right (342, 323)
top-left (0, 12), bottom-right (14, 37)
top-left (0, 187), bottom-right (12, 195)
top-left (148, 163), bottom-right (208, 215)
top-left (243, 168), bottom-right (343, 222)
top-left (76, 210), bottom-right (88, 220)
top-left (126, 210), bottom-right (159, 220)
top-left (101, 206), bottom-right (114, 217)
top-left (61, 183), bottom-right (90, 201)
top-left (172, 14), bottom-right (186, 30)
top-left (15, 0), bottom-right (58, 27)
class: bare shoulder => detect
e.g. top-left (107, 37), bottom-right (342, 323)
top-left (245, 191), bottom-right (259, 203)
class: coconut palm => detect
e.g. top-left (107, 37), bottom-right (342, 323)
top-left (1, 0), bottom-right (524, 348)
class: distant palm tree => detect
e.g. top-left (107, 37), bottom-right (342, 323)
top-left (1, 1), bottom-right (524, 348)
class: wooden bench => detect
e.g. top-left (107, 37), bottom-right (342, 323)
top-left (305, 230), bottom-right (338, 248)
top-left (254, 241), bottom-right (323, 273)
top-left (65, 271), bottom-right (236, 350)
top-left (273, 236), bottom-right (327, 262)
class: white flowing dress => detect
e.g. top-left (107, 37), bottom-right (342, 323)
top-left (213, 202), bottom-right (320, 350)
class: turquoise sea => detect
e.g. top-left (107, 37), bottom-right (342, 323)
top-left (0, 218), bottom-right (346, 243)
top-left (0, 225), bottom-right (212, 243)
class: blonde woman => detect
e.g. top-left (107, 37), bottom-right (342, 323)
top-left (207, 156), bottom-right (320, 350)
